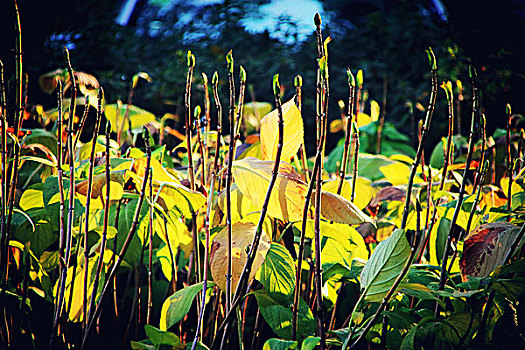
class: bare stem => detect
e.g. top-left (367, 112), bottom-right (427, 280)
top-left (82, 88), bottom-right (103, 333)
top-left (400, 48), bottom-right (437, 229)
top-left (436, 66), bottom-right (479, 304)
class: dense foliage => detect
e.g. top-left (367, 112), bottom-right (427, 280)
top-left (1, 3), bottom-right (525, 350)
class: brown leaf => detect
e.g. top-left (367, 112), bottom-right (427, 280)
top-left (209, 222), bottom-right (270, 291)
top-left (460, 222), bottom-right (519, 282)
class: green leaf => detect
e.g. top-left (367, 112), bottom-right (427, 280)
top-left (360, 228), bottom-right (410, 302)
top-left (263, 338), bottom-right (297, 350)
top-left (159, 281), bottom-right (214, 331)
top-left (301, 336), bottom-right (321, 350)
top-left (399, 324), bottom-right (419, 350)
top-left (144, 325), bottom-right (183, 348)
top-left (253, 290), bottom-right (314, 340)
top-left (105, 104), bottom-right (156, 133)
top-left (258, 243), bottom-right (296, 296)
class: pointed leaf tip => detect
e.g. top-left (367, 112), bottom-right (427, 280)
top-left (469, 65), bottom-right (477, 79)
top-left (194, 105), bottom-right (201, 119)
top-left (356, 69), bottom-right (364, 87)
top-left (187, 51), bottom-right (195, 68)
top-left (347, 68), bottom-right (355, 87)
top-left (273, 74), bottom-right (280, 97)
top-left (240, 66), bottom-right (246, 83)
top-left (226, 50), bottom-right (234, 74)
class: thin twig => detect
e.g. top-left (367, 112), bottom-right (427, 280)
top-left (436, 66), bottom-right (479, 308)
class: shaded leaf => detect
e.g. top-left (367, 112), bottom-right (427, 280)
top-left (460, 223), bottom-right (519, 282)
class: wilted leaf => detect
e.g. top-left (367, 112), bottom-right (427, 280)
top-left (210, 222), bottom-right (270, 291)
top-left (232, 157), bottom-right (308, 222)
top-left (360, 228), bottom-right (411, 301)
top-left (260, 99), bottom-right (304, 162)
top-left (460, 223), bottom-right (519, 282)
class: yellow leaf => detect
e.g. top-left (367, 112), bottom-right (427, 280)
top-left (19, 188), bottom-right (44, 211)
top-left (322, 178), bottom-right (376, 210)
top-left (156, 215), bottom-right (192, 280)
top-left (379, 162), bottom-right (422, 186)
top-left (105, 104), bottom-right (156, 133)
top-left (216, 184), bottom-right (259, 224)
top-left (260, 99), bottom-right (304, 162)
top-left (356, 113), bottom-right (371, 128)
top-left (315, 191), bottom-right (374, 225)
top-left (232, 157), bottom-right (308, 222)
top-left (210, 222), bottom-right (270, 291)
top-left (370, 100), bottom-right (380, 122)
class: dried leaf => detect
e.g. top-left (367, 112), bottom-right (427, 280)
top-left (314, 190), bottom-right (373, 225)
top-left (210, 222), bottom-right (270, 291)
top-left (460, 223), bottom-right (519, 282)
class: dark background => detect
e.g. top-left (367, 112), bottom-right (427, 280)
top-left (1, 0), bottom-right (525, 155)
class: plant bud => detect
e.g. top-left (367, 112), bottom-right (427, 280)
top-left (212, 71), bottom-right (219, 85)
top-left (202, 72), bottom-right (208, 85)
top-left (506, 103), bottom-right (512, 115)
top-left (273, 74), bottom-right (280, 97)
top-left (187, 51), bottom-right (195, 68)
top-left (194, 105), bottom-right (201, 119)
top-left (356, 70), bottom-right (363, 87)
top-left (240, 66), bottom-right (246, 83)
top-left (314, 13), bottom-right (322, 26)
top-left (226, 50), bottom-right (234, 74)
top-left (294, 75), bottom-right (302, 87)
top-left (347, 68), bottom-right (355, 87)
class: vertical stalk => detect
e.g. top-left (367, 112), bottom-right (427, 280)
top-left (400, 48), bottom-right (437, 229)
top-left (56, 82), bottom-right (66, 265)
top-left (292, 152), bottom-right (321, 339)
top-left (203, 72), bottom-right (211, 167)
top-left (351, 121), bottom-right (360, 203)
top-left (294, 75), bottom-right (309, 183)
top-left (195, 106), bottom-right (206, 187)
top-left (211, 72), bottom-right (223, 178)
top-left (313, 49), bottom-right (329, 350)
top-left (232, 74), bottom-right (284, 316)
top-left (0, 61), bottom-right (7, 283)
top-left (185, 51), bottom-right (196, 190)
top-left (506, 104), bottom-right (512, 212)
top-left (436, 66), bottom-right (478, 301)
top-left (440, 81), bottom-right (454, 190)
top-left (87, 121), bottom-right (111, 323)
top-left (376, 77), bottom-right (387, 154)
top-left (147, 169), bottom-right (153, 324)
top-left (224, 51), bottom-right (235, 312)
top-left (50, 47), bottom-right (78, 349)
top-left (456, 80), bottom-right (463, 136)
top-left (82, 127), bottom-right (152, 349)
top-left (337, 69), bottom-right (355, 195)
top-left (82, 88), bottom-right (103, 333)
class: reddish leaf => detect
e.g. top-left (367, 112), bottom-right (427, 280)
top-left (460, 222), bottom-right (519, 282)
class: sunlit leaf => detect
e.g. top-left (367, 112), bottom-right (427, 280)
top-left (159, 281), bottom-right (210, 331)
top-left (257, 243), bottom-right (296, 296)
top-left (260, 99), bottom-right (304, 162)
top-left (360, 228), bottom-right (410, 302)
top-left (263, 338), bottom-right (297, 350)
top-left (232, 157), bottom-right (308, 222)
top-left (210, 222), bottom-right (270, 291)
top-left (315, 191), bottom-right (374, 225)
top-left (105, 104), bottom-right (156, 133)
